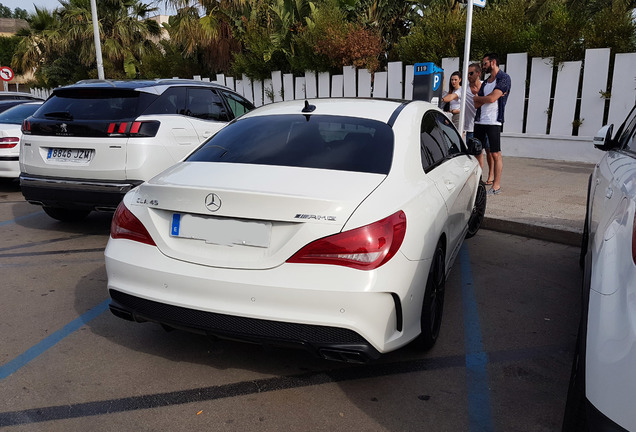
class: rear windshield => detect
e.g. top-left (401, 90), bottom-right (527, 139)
top-left (187, 114), bottom-right (394, 174)
top-left (33, 89), bottom-right (156, 121)
top-left (0, 103), bottom-right (41, 124)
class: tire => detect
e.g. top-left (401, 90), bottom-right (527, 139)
top-left (580, 174), bottom-right (593, 269)
top-left (43, 206), bottom-right (91, 222)
top-left (414, 241), bottom-right (446, 350)
top-left (466, 181), bottom-right (487, 239)
top-left (580, 210), bottom-right (589, 269)
top-left (562, 326), bottom-right (588, 431)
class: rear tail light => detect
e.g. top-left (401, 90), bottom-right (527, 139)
top-left (0, 137), bottom-right (19, 148)
top-left (111, 202), bottom-right (156, 246)
top-left (106, 121), bottom-right (160, 137)
top-left (22, 119), bottom-right (31, 134)
top-left (287, 210), bottom-right (407, 270)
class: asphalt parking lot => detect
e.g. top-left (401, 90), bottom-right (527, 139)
top-left (0, 178), bottom-right (581, 431)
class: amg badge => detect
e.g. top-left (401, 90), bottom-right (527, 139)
top-left (294, 214), bottom-right (336, 221)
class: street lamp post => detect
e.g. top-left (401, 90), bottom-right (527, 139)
top-left (458, 0), bottom-right (474, 138)
top-left (90, 0), bottom-right (105, 80)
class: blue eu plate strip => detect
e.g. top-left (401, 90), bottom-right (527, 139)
top-left (171, 213), bottom-right (180, 236)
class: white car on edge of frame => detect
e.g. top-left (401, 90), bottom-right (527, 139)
top-left (104, 98), bottom-right (486, 363)
top-left (563, 104), bottom-right (636, 431)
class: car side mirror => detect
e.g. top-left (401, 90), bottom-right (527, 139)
top-left (466, 137), bottom-right (483, 156)
top-left (593, 124), bottom-right (615, 151)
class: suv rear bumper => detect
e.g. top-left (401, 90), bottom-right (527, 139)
top-left (20, 174), bottom-right (143, 211)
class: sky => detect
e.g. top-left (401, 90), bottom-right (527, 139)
top-left (1, 0), bottom-right (172, 15)
top-left (2, 0), bottom-right (62, 13)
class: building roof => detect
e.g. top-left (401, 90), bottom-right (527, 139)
top-left (0, 18), bottom-right (28, 36)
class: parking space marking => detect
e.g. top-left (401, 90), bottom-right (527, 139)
top-left (0, 343), bottom-right (570, 427)
top-left (0, 248), bottom-right (105, 258)
top-left (460, 244), bottom-right (494, 432)
top-left (0, 211), bottom-right (43, 227)
top-left (0, 235), bottom-right (89, 252)
top-left (0, 240), bottom-right (569, 427)
top-left (0, 299), bottom-right (110, 380)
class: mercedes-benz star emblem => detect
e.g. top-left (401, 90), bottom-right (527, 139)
top-left (205, 193), bottom-right (222, 212)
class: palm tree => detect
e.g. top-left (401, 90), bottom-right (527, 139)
top-left (162, 0), bottom-right (249, 73)
top-left (57, 0), bottom-right (162, 78)
top-left (12, 7), bottom-right (62, 75)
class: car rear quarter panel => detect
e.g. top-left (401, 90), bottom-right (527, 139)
top-left (586, 151), bottom-right (636, 431)
top-left (345, 102), bottom-right (455, 264)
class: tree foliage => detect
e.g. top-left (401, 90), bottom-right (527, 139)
top-left (12, 0), bottom-right (161, 86)
top-left (0, 3), bottom-right (28, 19)
top-left (0, 36), bottom-right (20, 66)
top-left (6, 0), bottom-right (636, 85)
top-left (396, 0), bottom-right (636, 66)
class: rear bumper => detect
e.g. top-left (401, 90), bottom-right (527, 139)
top-left (105, 239), bottom-right (426, 361)
top-left (20, 174), bottom-right (143, 210)
top-left (109, 289), bottom-right (381, 363)
top-left (0, 157), bottom-right (19, 178)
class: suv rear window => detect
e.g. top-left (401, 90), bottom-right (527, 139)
top-left (34, 89), bottom-right (156, 121)
top-left (187, 114), bottom-right (394, 174)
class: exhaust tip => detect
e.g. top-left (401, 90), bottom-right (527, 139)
top-left (319, 349), bottom-right (369, 364)
top-left (109, 305), bottom-right (135, 321)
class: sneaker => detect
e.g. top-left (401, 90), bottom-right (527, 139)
top-left (487, 187), bottom-right (501, 195)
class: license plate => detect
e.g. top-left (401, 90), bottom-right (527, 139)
top-left (47, 148), bottom-right (94, 162)
top-left (170, 213), bottom-right (271, 248)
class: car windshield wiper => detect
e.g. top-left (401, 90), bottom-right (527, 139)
top-left (43, 111), bottom-right (73, 120)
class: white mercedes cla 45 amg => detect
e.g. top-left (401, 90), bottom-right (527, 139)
top-left (104, 98), bottom-right (486, 362)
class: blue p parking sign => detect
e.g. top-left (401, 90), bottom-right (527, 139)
top-left (433, 73), bottom-right (441, 91)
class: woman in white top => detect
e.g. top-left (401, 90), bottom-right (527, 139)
top-left (442, 71), bottom-right (462, 129)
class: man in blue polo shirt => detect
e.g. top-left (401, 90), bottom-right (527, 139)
top-left (473, 52), bottom-right (511, 195)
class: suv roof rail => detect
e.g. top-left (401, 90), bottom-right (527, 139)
top-left (74, 79), bottom-right (117, 87)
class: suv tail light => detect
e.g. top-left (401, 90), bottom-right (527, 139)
top-left (287, 210), bottom-right (407, 270)
top-left (111, 202), bottom-right (156, 246)
top-left (22, 119), bottom-right (31, 134)
top-left (107, 121), bottom-right (160, 137)
top-left (0, 136), bottom-right (19, 148)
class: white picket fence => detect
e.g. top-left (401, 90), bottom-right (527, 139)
top-left (30, 48), bottom-right (636, 162)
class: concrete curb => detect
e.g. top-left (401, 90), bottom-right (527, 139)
top-left (482, 217), bottom-right (582, 247)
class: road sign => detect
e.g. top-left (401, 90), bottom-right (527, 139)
top-left (0, 66), bottom-right (14, 81)
top-left (474, 0), bottom-right (486, 7)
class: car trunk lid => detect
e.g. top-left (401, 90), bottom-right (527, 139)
top-left (129, 162), bottom-right (387, 269)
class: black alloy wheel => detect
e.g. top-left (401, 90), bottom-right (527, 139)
top-left (466, 181), bottom-right (487, 239)
top-left (414, 241), bottom-right (446, 350)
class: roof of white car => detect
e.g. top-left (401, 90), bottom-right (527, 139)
top-left (241, 98), bottom-right (436, 124)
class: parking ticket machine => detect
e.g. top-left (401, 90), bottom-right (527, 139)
top-left (413, 62), bottom-right (444, 104)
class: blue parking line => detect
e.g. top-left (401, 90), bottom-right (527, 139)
top-left (460, 244), bottom-right (494, 432)
top-left (0, 299), bottom-right (110, 380)
top-left (0, 211), bottom-right (43, 227)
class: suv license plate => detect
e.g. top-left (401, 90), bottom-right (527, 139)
top-left (47, 148), bottom-right (94, 162)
